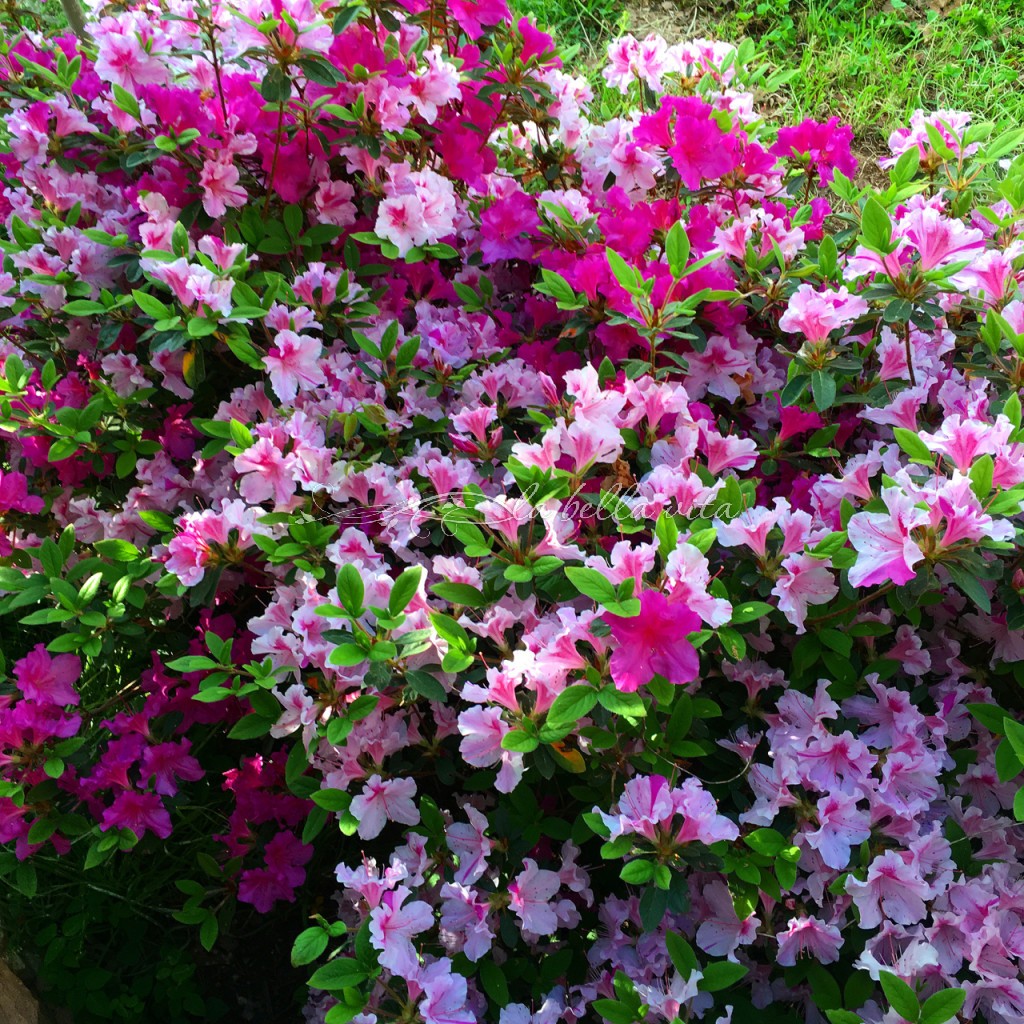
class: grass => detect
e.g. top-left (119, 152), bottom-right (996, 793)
top-left (515, 0), bottom-right (1024, 160)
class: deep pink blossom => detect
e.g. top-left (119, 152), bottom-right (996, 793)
top-left (604, 590), bottom-right (700, 692)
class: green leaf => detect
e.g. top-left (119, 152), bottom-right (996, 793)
top-left (388, 567), bottom-right (422, 615)
top-left (404, 669), bottom-right (447, 702)
top-left (1004, 718), bottom-right (1024, 765)
top-left (229, 419), bottom-right (253, 451)
top-left (500, 729), bottom-right (539, 753)
top-left (598, 688), bottom-right (646, 717)
top-left (743, 828), bottom-right (786, 856)
top-left (132, 289), bottom-right (172, 318)
top-left (860, 197), bottom-right (895, 255)
top-left (308, 958), bottom-right (368, 992)
top-left (818, 235), bottom-right (838, 279)
top-left (969, 454), bottom-right (994, 499)
top-left (111, 83), bottom-right (141, 121)
top-left (199, 915), bottom-right (218, 952)
top-left (825, 1012), bottom-right (863, 1024)
top-left (166, 655), bottom-right (220, 672)
top-left (62, 300), bottom-right (107, 316)
top-left (478, 959), bottom-right (510, 1007)
top-left (995, 737), bottom-right (1023, 783)
top-left (665, 221), bottom-right (691, 278)
top-left (665, 932), bottom-right (698, 978)
top-left (260, 66), bottom-right (292, 103)
top-left (48, 438), bottom-right (79, 462)
top-left (892, 427), bottom-right (933, 463)
top-left (605, 248), bottom-right (641, 297)
top-left (944, 561), bottom-right (991, 612)
top-left (697, 961), bottom-right (748, 992)
top-left (967, 702), bottom-right (1008, 734)
top-left (879, 971), bottom-right (919, 1023)
top-left (564, 567), bottom-right (617, 605)
top-left (291, 927), bottom-right (330, 967)
top-left (811, 370), bottom-right (836, 411)
top-left (311, 789), bottom-right (351, 812)
top-left (432, 581), bottom-right (487, 607)
top-left (227, 714), bottom-right (273, 740)
top-left (730, 600), bottom-right (773, 624)
top-left (919, 989), bottom-right (965, 1024)
top-left (590, 1000), bottom-right (636, 1024)
top-left (328, 644), bottom-right (367, 667)
top-left (546, 685), bottom-right (599, 730)
top-left (93, 539), bottom-right (140, 562)
top-left (336, 564), bottom-right (364, 615)
top-left (619, 859), bottom-right (654, 884)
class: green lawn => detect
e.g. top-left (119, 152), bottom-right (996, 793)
top-left (515, 0), bottom-right (1024, 159)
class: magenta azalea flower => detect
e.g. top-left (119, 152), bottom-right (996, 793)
top-left (604, 590), bottom-right (701, 692)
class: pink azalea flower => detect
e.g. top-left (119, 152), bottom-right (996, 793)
top-left (598, 774), bottom-right (676, 842)
top-left (100, 790), bottom-right (173, 840)
top-left (438, 883), bottom-right (495, 962)
top-left (0, 469), bottom-right (44, 514)
top-left (234, 437), bottom-right (299, 509)
top-left (263, 330), bottom-right (326, 403)
top-left (93, 16), bottom-right (169, 92)
top-left (845, 849), bottom-right (933, 927)
top-left (604, 590), bottom-right (701, 692)
top-left (900, 206), bottom-right (985, 271)
top-left (779, 284), bottom-right (869, 344)
top-left (509, 859), bottom-right (561, 936)
top-left (772, 551), bottom-right (838, 634)
top-left (376, 194), bottom-right (431, 257)
top-left (771, 117), bottom-right (857, 185)
top-left (13, 645), bottom-right (81, 706)
top-left (369, 885), bottom-right (434, 979)
top-left (804, 792), bottom-right (871, 869)
top-left (416, 959), bottom-right (476, 1024)
top-left (696, 880), bottom-right (759, 960)
top-left (714, 499), bottom-right (789, 558)
top-left (776, 916), bottom-right (843, 966)
top-left (349, 775), bottom-right (421, 840)
top-left (269, 683), bottom-right (318, 746)
top-left (847, 487), bottom-right (929, 588)
top-left (923, 413), bottom-right (999, 472)
top-left (672, 777), bottom-right (739, 844)
top-left (199, 158), bottom-right (247, 218)
top-left (457, 706), bottom-right (524, 793)
top-left (798, 730), bottom-right (875, 794)
top-left (446, 805), bottom-right (494, 885)
top-left (139, 740), bottom-right (203, 797)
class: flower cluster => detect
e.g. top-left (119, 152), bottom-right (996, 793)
top-left (2, 4), bottom-right (1024, 1024)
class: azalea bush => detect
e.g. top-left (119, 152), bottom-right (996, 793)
top-left (2, 3), bottom-right (1024, 1023)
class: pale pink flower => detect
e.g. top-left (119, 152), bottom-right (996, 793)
top-left (199, 158), bottom-right (247, 218)
top-left (779, 284), bottom-right (869, 344)
top-left (695, 880), bottom-right (759, 960)
top-left (369, 885), bottom-right (433, 978)
top-left (776, 916), bottom-right (843, 966)
top-left (772, 551), bottom-right (838, 633)
top-left (847, 487), bottom-right (928, 588)
top-left (417, 959), bottom-right (476, 1024)
top-left (805, 792), bottom-right (871, 869)
top-left (263, 330), bottom-right (325, 402)
top-left (269, 683), bottom-right (317, 746)
top-left (314, 179), bottom-right (356, 227)
top-left (509, 859), bottom-right (561, 936)
top-left (350, 775), bottom-right (421, 840)
top-left (846, 849), bottom-right (933, 927)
